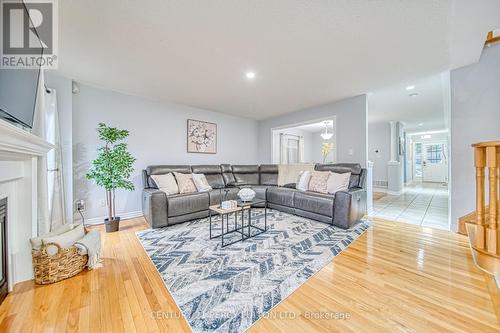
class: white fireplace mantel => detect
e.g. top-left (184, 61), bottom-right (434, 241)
top-left (0, 118), bottom-right (53, 289)
top-left (0, 119), bottom-right (54, 159)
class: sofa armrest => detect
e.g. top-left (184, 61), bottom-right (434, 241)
top-left (282, 183), bottom-right (296, 189)
top-left (142, 189), bottom-right (168, 228)
top-left (333, 187), bottom-right (367, 229)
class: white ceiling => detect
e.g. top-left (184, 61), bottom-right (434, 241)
top-left (368, 73), bottom-right (449, 132)
top-left (54, 0), bottom-right (500, 120)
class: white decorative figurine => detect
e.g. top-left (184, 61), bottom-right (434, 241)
top-left (238, 188), bottom-right (256, 202)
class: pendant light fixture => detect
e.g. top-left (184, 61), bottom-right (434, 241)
top-left (320, 121), bottom-right (333, 140)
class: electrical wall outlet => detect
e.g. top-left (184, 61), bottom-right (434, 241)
top-left (100, 199), bottom-right (107, 207)
top-left (75, 199), bottom-right (85, 211)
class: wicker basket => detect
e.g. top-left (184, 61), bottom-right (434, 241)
top-left (32, 242), bottom-right (88, 285)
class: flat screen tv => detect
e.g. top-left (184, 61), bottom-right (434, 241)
top-left (0, 2), bottom-right (42, 129)
top-left (0, 68), bottom-right (41, 128)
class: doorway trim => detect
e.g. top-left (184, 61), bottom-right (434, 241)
top-left (270, 115), bottom-right (337, 164)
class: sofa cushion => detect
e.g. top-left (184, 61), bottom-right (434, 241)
top-left (150, 173), bottom-right (179, 195)
top-left (221, 164), bottom-right (236, 185)
top-left (147, 165), bottom-right (192, 176)
top-left (167, 192), bottom-right (209, 217)
top-left (191, 165), bottom-right (225, 188)
top-left (266, 187), bottom-right (295, 207)
top-left (294, 191), bottom-right (335, 217)
top-left (259, 164), bottom-right (278, 186)
top-left (244, 185), bottom-right (271, 201)
top-left (308, 171), bottom-right (330, 193)
top-left (173, 172), bottom-right (197, 194)
top-left (208, 187), bottom-right (240, 206)
top-left (232, 165), bottom-right (260, 185)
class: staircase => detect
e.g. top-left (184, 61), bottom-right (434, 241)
top-left (459, 141), bottom-right (500, 275)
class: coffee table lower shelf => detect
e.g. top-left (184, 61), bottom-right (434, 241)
top-left (209, 201), bottom-right (267, 248)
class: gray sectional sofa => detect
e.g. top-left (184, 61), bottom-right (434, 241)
top-left (142, 163), bottom-right (367, 229)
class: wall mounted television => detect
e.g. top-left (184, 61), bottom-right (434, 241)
top-left (0, 2), bottom-right (42, 129)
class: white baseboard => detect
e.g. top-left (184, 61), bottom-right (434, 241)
top-left (83, 210), bottom-right (143, 225)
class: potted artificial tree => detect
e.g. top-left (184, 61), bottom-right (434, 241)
top-left (86, 123), bottom-right (136, 232)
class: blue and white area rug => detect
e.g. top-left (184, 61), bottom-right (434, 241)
top-left (136, 209), bottom-right (369, 333)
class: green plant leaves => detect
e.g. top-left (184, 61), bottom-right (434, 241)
top-left (86, 123), bottom-right (136, 192)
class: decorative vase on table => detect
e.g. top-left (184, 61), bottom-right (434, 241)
top-left (238, 188), bottom-right (256, 202)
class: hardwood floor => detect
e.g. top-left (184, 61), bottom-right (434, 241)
top-left (0, 217), bottom-right (498, 333)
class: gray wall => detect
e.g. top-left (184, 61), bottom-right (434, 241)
top-left (72, 83), bottom-right (259, 221)
top-left (368, 122), bottom-right (391, 184)
top-left (450, 44), bottom-right (500, 231)
top-left (44, 72), bottom-right (74, 224)
top-left (258, 95), bottom-right (368, 166)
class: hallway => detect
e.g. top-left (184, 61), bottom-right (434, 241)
top-left (371, 182), bottom-right (449, 230)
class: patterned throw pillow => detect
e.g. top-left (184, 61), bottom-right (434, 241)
top-left (308, 171), bottom-right (330, 194)
top-left (173, 172), bottom-right (197, 194)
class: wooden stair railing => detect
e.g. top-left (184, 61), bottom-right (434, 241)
top-left (463, 141), bottom-right (500, 275)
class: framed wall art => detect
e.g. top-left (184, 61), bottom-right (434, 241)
top-left (187, 119), bottom-right (217, 154)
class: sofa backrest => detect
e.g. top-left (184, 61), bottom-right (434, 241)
top-left (143, 165), bottom-right (192, 188)
top-left (314, 163), bottom-right (366, 189)
top-left (231, 165), bottom-right (260, 185)
top-left (142, 163), bottom-right (365, 190)
top-left (191, 165), bottom-right (225, 188)
top-left (259, 164), bottom-right (278, 186)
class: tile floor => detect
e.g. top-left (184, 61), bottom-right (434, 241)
top-left (371, 182), bottom-right (450, 230)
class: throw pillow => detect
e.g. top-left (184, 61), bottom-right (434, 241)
top-left (327, 172), bottom-right (351, 194)
top-left (174, 172), bottom-right (197, 194)
top-left (150, 173), bottom-right (179, 195)
top-left (192, 173), bottom-right (213, 192)
top-left (296, 171), bottom-right (312, 191)
top-left (42, 223), bottom-right (85, 255)
top-left (308, 171), bottom-right (331, 193)
top-left (30, 223), bottom-right (78, 249)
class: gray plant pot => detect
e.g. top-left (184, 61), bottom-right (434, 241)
top-left (104, 217), bottom-right (120, 232)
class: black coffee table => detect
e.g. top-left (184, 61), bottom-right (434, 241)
top-left (209, 198), bottom-right (267, 247)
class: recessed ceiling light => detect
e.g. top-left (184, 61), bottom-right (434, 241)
top-left (418, 123), bottom-right (423, 127)
top-left (409, 92), bottom-right (419, 97)
top-left (421, 134), bottom-right (432, 139)
top-left (406, 85), bottom-right (415, 91)
top-left (245, 71), bottom-right (256, 80)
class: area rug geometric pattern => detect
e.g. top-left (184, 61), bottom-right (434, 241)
top-left (136, 209), bottom-right (369, 333)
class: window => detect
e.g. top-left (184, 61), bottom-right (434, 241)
top-left (426, 144), bottom-right (443, 164)
top-left (415, 143), bottom-right (422, 177)
top-left (287, 138), bottom-right (299, 164)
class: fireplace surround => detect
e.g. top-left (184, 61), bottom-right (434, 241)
top-left (0, 198), bottom-right (7, 304)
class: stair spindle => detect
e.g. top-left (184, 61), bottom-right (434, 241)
top-left (486, 146), bottom-right (498, 254)
top-left (474, 146), bottom-right (486, 249)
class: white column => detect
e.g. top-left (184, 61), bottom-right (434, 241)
top-left (387, 121), bottom-right (402, 194)
top-left (389, 121), bottom-right (397, 162)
